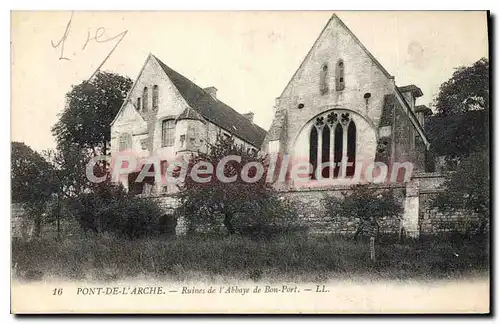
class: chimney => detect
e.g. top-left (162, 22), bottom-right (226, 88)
top-left (243, 112), bottom-right (254, 123)
top-left (203, 86), bottom-right (217, 100)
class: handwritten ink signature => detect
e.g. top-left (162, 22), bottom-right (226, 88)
top-left (51, 12), bottom-right (128, 82)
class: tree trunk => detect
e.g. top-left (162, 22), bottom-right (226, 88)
top-left (370, 236), bottom-right (376, 262)
top-left (55, 199), bottom-right (61, 241)
top-left (102, 142), bottom-right (108, 171)
top-left (478, 218), bottom-right (487, 235)
top-left (33, 215), bottom-right (42, 238)
top-left (399, 226), bottom-right (406, 243)
top-left (353, 225), bottom-right (364, 241)
top-left (223, 212), bottom-right (235, 235)
top-left (56, 212), bottom-right (61, 241)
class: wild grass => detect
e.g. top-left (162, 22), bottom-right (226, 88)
top-left (11, 233), bottom-right (489, 283)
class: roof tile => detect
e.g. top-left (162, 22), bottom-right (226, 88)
top-left (154, 56), bottom-right (267, 147)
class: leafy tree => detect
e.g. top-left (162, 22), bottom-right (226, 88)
top-left (50, 71), bottom-right (131, 197)
top-left (425, 110), bottom-right (488, 161)
top-left (432, 152), bottom-right (490, 235)
top-left (11, 142), bottom-right (59, 237)
top-left (433, 58), bottom-right (489, 116)
top-left (52, 71), bottom-right (132, 156)
top-left (324, 185), bottom-right (403, 240)
top-left (11, 142), bottom-right (56, 203)
top-left (176, 135), bottom-right (299, 237)
top-left (43, 146), bottom-right (97, 198)
top-left (426, 58), bottom-right (489, 162)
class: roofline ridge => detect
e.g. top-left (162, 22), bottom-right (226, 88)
top-left (333, 14), bottom-right (393, 79)
top-left (278, 14), bottom-right (335, 98)
top-left (154, 55), bottom-right (267, 134)
top-left (110, 55), bottom-right (150, 126)
top-left (278, 12), bottom-right (394, 99)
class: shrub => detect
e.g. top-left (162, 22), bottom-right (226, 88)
top-left (232, 195), bottom-right (304, 239)
top-left (68, 183), bottom-right (167, 239)
top-left (431, 152), bottom-right (490, 236)
top-left (324, 185), bottom-right (403, 240)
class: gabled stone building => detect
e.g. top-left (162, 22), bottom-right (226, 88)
top-left (263, 14), bottom-right (433, 188)
top-left (110, 54), bottom-right (267, 195)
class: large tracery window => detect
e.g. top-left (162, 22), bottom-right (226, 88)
top-left (309, 111), bottom-right (356, 179)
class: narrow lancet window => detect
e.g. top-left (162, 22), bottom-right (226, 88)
top-left (333, 123), bottom-right (343, 177)
top-left (309, 127), bottom-right (318, 179)
top-left (321, 126), bottom-right (331, 179)
top-left (320, 64), bottom-right (329, 95)
top-left (346, 121), bottom-right (356, 177)
top-left (336, 60), bottom-right (345, 91)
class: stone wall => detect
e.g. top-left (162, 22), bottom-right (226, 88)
top-left (12, 172), bottom-right (483, 239)
top-left (11, 203), bottom-right (81, 240)
top-left (150, 195), bottom-right (187, 235)
top-left (149, 172), bottom-right (483, 237)
top-left (416, 173), bottom-right (484, 234)
top-left (277, 185), bottom-right (403, 235)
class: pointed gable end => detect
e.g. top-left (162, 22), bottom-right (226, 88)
top-left (279, 13), bottom-right (393, 98)
top-left (111, 54), bottom-right (154, 127)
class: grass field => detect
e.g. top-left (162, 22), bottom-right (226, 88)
top-left (11, 233), bottom-right (489, 283)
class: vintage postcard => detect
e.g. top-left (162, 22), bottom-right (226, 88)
top-left (11, 11), bottom-right (490, 314)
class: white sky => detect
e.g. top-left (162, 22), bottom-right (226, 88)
top-left (11, 11), bottom-right (488, 152)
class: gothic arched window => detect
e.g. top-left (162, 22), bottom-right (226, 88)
top-left (321, 125), bottom-right (331, 178)
top-left (308, 111), bottom-right (356, 180)
top-left (320, 63), bottom-right (329, 95)
top-left (335, 60), bottom-right (345, 91)
top-left (309, 127), bottom-right (318, 179)
top-left (143, 87), bottom-right (149, 111)
top-left (346, 121), bottom-right (356, 176)
top-left (333, 123), bottom-right (343, 177)
top-left (136, 97), bottom-right (141, 111)
top-left (152, 85), bottom-right (159, 110)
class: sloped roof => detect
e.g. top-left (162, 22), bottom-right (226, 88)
top-left (332, 14), bottom-right (393, 79)
top-left (154, 55), bottom-right (267, 147)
